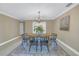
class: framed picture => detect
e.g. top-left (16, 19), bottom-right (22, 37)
top-left (60, 15), bottom-right (70, 31)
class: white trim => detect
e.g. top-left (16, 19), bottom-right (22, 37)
top-left (57, 39), bottom-right (79, 56)
top-left (54, 3), bottom-right (79, 19)
top-left (0, 36), bottom-right (21, 47)
top-left (20, 23), bottom-right (24, 35)
top-left (0, 36), bottom-right (21, 56)
top-left (0, 11), bottom-right (20, 20)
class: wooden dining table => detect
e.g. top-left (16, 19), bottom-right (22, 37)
top-left (26, 33), bottom-right (52, 51)
top-left (28, 33), bottom-right (52, 43)
top-left (27, 33), bottom-right (52, 40)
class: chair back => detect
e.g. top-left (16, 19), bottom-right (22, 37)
top-left (52, 33), bottom-right (57, 40)
top-left (21, 33), bottom-right (26, 39)
top-left (22, 33), bottom-right (30, 40)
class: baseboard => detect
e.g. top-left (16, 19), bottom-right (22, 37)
top-left (57, 39), bottom-right (79, 56)
top-left (0, 36), bottom-right (22, 56)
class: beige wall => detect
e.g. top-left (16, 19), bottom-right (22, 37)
top-left (46, 20), bottom-right (55, 33)
top-left (0, 14), bottom-right (20, 44)
top-left (53, 5), bottom-right (79, 52)
top-left (25, 20), bottom-right (54, 33)
top-left (0, 14), bottom-right (21, 55)
top-left (25, 20), bottom-right (32, 33)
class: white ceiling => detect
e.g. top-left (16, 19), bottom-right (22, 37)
top-left (0, 3), bottom-right (75, 20)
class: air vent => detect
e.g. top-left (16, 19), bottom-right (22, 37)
top-left (66, 3), bottom-right (73, 7)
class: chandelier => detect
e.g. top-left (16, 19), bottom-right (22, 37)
top-left (35, 11), bottom-right (41, 23)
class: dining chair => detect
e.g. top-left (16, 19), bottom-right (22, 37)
top-left (29, 34), bottom-right (38, 52)
top-left (51, 33), bottom-right (57, 47)
top-left (21, 33), bottom-right (29, 49)
top-left (40, 34), bottom-right (49, 52)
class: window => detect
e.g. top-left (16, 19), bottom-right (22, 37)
top-left (32, 22), bottom-right (46, 34)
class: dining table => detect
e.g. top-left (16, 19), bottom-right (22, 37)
top-left (27, 33), bottom-right (52, 51)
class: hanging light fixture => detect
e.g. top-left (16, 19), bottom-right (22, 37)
top-left (35, 11), bottom-right (41, 23)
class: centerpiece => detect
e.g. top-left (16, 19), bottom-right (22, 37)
top-left (34, 25), bottom-right (44, 35)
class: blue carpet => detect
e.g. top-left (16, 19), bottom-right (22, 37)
top-left (8, 39), bottom-right (69, 56)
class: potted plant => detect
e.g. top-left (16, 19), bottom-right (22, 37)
top-left (34, 25), bottom-right (44, 34)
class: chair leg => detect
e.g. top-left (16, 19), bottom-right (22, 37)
top-left (47, 45), bottom-right (49, 52)
top-left (55, 41), bottom-right (57, 46)
top-left (21, 41), bottom-right (26, 49)
top-left (40, 43), bottom-right (42, 52)
top-left (29, 44), bottom-right (31, 52)
top-left (36, 44), bottom-right (38, 52)
top-left (54, 40), bottom-right (57, 47)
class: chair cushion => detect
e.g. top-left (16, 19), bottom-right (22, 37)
top-left (41, 39), bottom-right (48, 43)
top-left (30, 38), bottom-right (38, 43)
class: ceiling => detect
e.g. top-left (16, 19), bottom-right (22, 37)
top-left (0, 3), bottom-right (76, 21)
